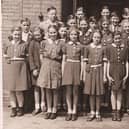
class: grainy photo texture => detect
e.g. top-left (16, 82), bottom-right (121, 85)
top-left (2, 0), bottom-right (129, 129)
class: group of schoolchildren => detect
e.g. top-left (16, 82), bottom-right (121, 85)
top-left (3, 5), bottom-right (129, 122)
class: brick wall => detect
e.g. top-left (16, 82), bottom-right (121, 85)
top-left (2, 0), bottom-right (62, 44)
top-left (2, 0), bottom-right (62, 106)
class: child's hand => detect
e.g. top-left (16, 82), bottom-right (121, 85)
top-left (122, 77), bottom-right (128, 90)
top-left (33, 69), bottom-right (39, 77)
top-left (103, 76), bottom-right (107, 83)
top-left (107, 76), bottom-right (114, 86)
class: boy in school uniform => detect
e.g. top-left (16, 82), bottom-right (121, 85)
top-left (21, 18), bottom-right (32, 43)
top-left (39, 6), bottom-right (61, 39)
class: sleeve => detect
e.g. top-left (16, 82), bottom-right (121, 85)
top-left (83, 46), bottom-right (89, 62)
top-left (105, 46), bottom-right (110, 61)
top-left (103, 47), bottom-right (108, 62)
top-left (40, 40), bottom-right (45, 55)
top-left (29, 41), bottom-right (37, 71)
top-left (3, 43), bottom-right (8, 56)
top-left (126, 48), bottom-right (129, 61)
top-left (62, 43), bottom-right (67, 55)
top-left (3, 43), bottom-right (11, 64)
top-left (80, 45), bottom-right (84, 57)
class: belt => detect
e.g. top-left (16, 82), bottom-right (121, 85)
top-left (67, 59), bottom-right (80, 63)
top-left (10, 57), bottom-right (25, 61)
top-left (110, 62), bottom-right (125, 64)
top-left (90, 64), bottom-right (102, 68)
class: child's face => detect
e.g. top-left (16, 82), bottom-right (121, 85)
top-left (79, 20), bottom-right (88, 31)
top-left (102, 21), bottom-right (109, 31)
top-left (123, 14), bottom-right (129, 19)
top-left (48, 27), bottom-right (57, 41)
top-left (33, 31), bottom-right (42, 41)
top-left (101, 8), bottom-right (110, 17)
top-left (122, 8), bottom-right (129, 19)
top-left (123, 22), bottom-right (129, 33)
top-left (93, 32), bottom-right (101, 44)
top-left (89, 21), bottom-right (96, 29)
top-left (69, 30), bottom-right (78, 42)
top-left (76, 10), bottom-right (84, 19)
top-left (12, 30), bottom-right (22, 42)
top-left (114, 35), bottom-right (121, 44)
top-left (111, 16), bottom-right (119, 26)
top-left (22, 21), bottom-right (30, 33)
top-left (59, 27), bottom-right (67, 38)
top-left (67, 19), bottom-right (77, 28)
top-left (48, 9), bottom-right (57, 22)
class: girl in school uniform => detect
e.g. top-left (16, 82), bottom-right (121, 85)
top-left (83, 30), bottom-right (107, 121)
top-left (62, 27), bottom-right (83, 121)
top-left (37, 25), bottom-right (64, 120)
top-left (39, 7), bottom-right (61, 111)
top-left (79, 17), bottom-right (89, 45)
top-left (4, 26), bottom-right (29, 117)
top-left (20, 18), bottom-right (33, 112)
top-left (29, 27), bottom-right (44, 115)
top-left (100, 19), bottom-right (113, 108)
top-left (101, 19), bottom-right (113, 47)
top-left (107, 32), bottom-right (129, 121)
top-left (67, 15), bottom-right (77, 29)
top-left (85, 16), bottom-right (98, 45)
top-left (58, 25), bottom-right (67, 111)
top-left (98, 5), bottom-right (110, 28)
top-left (78, 17), bottom-right (89, 113)
top-left (58, 25), bottom-right (67, 42)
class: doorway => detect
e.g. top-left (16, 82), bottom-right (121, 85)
top-left (62, 0), bottom-right (129, 21)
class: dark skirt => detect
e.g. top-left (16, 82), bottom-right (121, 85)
top-left (6, 61), bottom-right (30, 91)
top-left (84, 66), bottom-right (104, 95)
top-left (109, 63), bottom-right (126, 91)
top-left (62, 62), bottom-right (81, 86)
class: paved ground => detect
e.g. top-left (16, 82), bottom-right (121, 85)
top-left (3, 106), bottom-right (129, 129)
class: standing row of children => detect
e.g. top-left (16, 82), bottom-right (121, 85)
top-left (3, 5), bottom-right (129, 122)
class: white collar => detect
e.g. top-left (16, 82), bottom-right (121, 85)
top-left (68, 41), bottom-right (80, 45)
top-left (112, 43), bottom-right (125, 48)
top-left (11, 40), bottom-right (21, 45)
top-left (46, 19), bottom-right (57, 25)
top-left (47, 38), bottom-right (58, 45)
top-left (90, 43), bottom-right (102, 48)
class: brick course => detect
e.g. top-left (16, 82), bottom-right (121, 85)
top-left (2, 0), bottom-right (62, 44)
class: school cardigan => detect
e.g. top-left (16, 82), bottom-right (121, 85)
top-left (29, 39), bottom-right (41, 85)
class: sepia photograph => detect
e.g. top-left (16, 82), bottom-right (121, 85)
top-left (1, 0), bottom-right (129, 129)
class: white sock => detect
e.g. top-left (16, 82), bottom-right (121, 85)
top-left (72, 109), bottom-right (77, 114)
top-left (47, 108), bottom-right (52, 113)
top-left (91, 110), bottom-right (95, 115)
top-left (10, 101), bottom-right (16, 108)
top-left (35, 103), bottom-right (40, 110)
top-left (41, 102), bottom-right (45, 107)
top-left (96, 111), bottom-right (100, 115)
top-left (52, 108), bottom-right (57, 113)
top-left (68, 109), bottom-right (72, 114)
